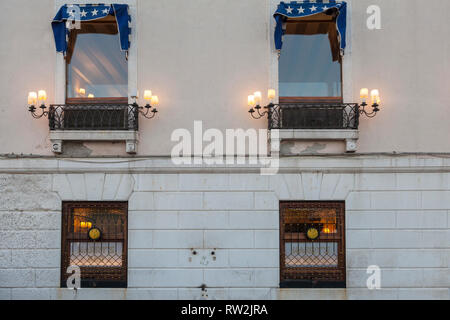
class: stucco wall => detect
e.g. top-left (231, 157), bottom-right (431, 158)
top-left (0, 0), bottom-right (449, 156)
top-left (0, 155), bottom-right (449, 300)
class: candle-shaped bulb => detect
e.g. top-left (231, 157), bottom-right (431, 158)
top-left (254, 91), bottom-right (262, 105)
top-left (79, 88), bottom-right (86, 96)
top-left (371, 89), bottom-right (380, 105)
top-left (28, 92), bottom-right (37, 105)
top-left (248, 95), bottom-right (255, 107)
top-left (151, 95), bottom-right (159, 106)
top-left (268, 89), bottom-right (276, 101)
top-left (88, 94), bottom-right (95, 98)
top-left (38, 90), bottom-right (47, 102)
top-left (144, 90), bottom-right (152, 101)
top-left (360, 88), bottom-right (369, 102)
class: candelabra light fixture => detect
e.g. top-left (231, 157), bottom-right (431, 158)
top-left (132, 90), bottom-right (160, 119)
top-left (248, 89), bottom-right (277, 120)
top-left (27, 90), bottom-right (49, 119)
top-left (358, 88), bottom-right (381, 118)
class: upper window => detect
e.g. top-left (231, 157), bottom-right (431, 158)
top-left (279, 14), bottom-right (342, 102)
top-left (61, 201), bottom-right (128, 288)
top-left (66, 16), bottom-right (128, 103)
top-left (280, 201), bottom-right (346, 288)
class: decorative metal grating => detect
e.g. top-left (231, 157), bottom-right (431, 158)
top-left (61, 202), bottom-right (128, 288)
top-left (48, 104), bottom-right (139, 131)
top-left (280, 201), bottom-right (346, 287)
top-left (268, 103), bottom-right (359, 130)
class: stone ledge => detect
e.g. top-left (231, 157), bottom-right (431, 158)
top-left (49, 131), bottom-right (139, 154)
top-left (0, 155), bottom-right (450, 174)
top-left (278, 129), bottom-right (359, 140)
top-left (272, 129), bottom-right (359, 154)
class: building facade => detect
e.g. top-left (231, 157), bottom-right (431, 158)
top-left (0, 0), bottom-right (449, 300)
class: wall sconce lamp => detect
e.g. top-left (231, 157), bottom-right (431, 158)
top-left (27, 90), bottom-right (49, 119)
top-left (248, 89), bottom-right (277, 120)
top-left (131, 90), bottom-right (159, 119)
top-left (359, 88), bottom-right (381, 118)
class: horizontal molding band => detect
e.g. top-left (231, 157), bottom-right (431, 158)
top-left (1, 154), bottom-right (450, 174)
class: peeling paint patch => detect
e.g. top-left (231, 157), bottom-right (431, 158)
top-left (300, 143), bottom-right (327, 154)
top-left (62, 142), bottom-right (93, 157)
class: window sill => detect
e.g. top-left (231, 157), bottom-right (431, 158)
top-left (280, 280), bottom-right (346, 289)
top-left (49, 130), bottom-right (139, 154)
top-left (270, 129), bottom-right (359, 154)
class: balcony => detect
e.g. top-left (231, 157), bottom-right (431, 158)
top-left (46, 104), bottom-right (141, 154)
top-left (48, 104), bottom-right (139, 131)
top-left (268, 103), bottom-right (360, 130)
top-left (27, 90), bottom-right (159, 154)
top-left (266, 103), bottom-right (360, 154)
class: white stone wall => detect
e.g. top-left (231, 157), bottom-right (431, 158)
top-left (0, 156), bottom-right (449, 300)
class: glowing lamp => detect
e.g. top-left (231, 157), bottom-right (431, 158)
top-left (144, 90), bottom-right (152, 101)
top-left (360, 88), bottom-right (369, 103)
top-left (151, 96), bottom-right (159, 106)
top-left (248, 95), bottom-right (255, 107)
top-left (268, 89), bottom-right (276, 101)
top-left (27, 92), bottom-right (37, 105)
top-left (38, 90), bottom-right (47, 102)
top-left (253, 91), bottom-right (262, 105)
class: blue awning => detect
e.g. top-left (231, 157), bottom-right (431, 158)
top-left (274, 0), bottom-right (347, 54)
top-left (52, 4), bottom-right (131, 55)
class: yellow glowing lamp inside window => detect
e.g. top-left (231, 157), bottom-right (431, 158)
top-left (80, 221), bottom-right (92, 229)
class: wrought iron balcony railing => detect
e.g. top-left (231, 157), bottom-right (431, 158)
top-left (252, 103), bottom-right (360, 130)
top-left (48, 104), bottom-right (136, 131)
top-left (267, 103), bottom-right (360, 130)
top-left (45, 104), bottom-right (156, 131)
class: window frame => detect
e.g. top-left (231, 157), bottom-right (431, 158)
top-left (65, 18), bottom-right (128, 105)
top-left (60, 201), bottom-right (128, 289)
top-left (279, 201), bottom-right (346, 288)
top-left (278, 19), bottom-right (344, 103)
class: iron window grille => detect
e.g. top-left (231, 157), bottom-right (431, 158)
top-left (280, 201), bottom-right (346, 288)
top-left (61, 201), bottom-right (128, 288)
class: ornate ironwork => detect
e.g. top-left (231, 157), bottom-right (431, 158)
top-left (61, 201), bottom-right (128, 288)
top-left (28, 102), bottom-right (158, 131)
top-left (250, 102), bottom-right (380, 130)
top-left (280, 201), bottom-right (346, 288)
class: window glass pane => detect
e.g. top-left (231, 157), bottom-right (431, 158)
top-left (67, 32), bottom-right (128, 98)
top-left (279, 34), bottom-right (341, 97)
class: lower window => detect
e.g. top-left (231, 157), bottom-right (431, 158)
top-left (280, 201), bottom-right (346, 288)
top-left (61, 201), bottom-right (128, 288)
